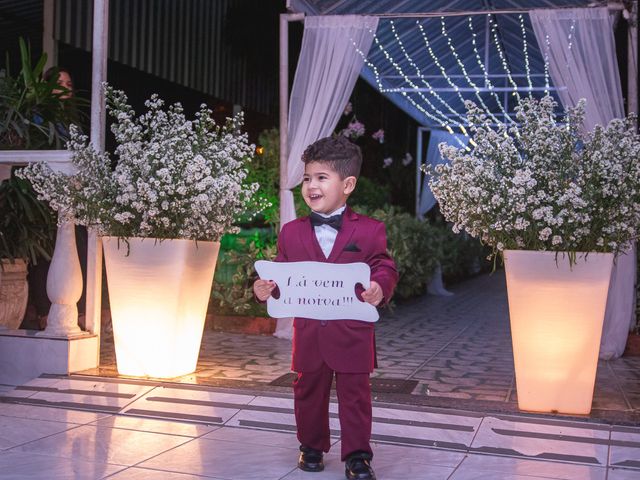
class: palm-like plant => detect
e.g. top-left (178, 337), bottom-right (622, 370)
top-left (0, 170), bottom-right (55, 264)
top-left (0, 38), bottom-right (85, 150)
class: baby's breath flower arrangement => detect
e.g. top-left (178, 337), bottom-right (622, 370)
top-left (19, 85), bottom-right (259, 241)
top-left (428, 96), bottom-right (640, 261)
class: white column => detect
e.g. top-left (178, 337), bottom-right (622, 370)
top-left (85, 0), bottom-right (109, 350)
top-left (42, 0), bottom-right (57, 70)
top-left (41, 222), bottom-right (83, 336)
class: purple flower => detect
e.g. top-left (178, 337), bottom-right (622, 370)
top-left (383, 157), bottom-right (393, 168)
top-left (371, 129), bottom-right (385, 144)
top-left (341, 120), bottom-right (365, 140)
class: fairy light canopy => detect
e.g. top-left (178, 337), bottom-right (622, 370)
top-left (287, 0), bottom-right (605, 132)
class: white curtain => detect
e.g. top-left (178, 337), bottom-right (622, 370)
top-left (274, 15), bottom-right (379, 339)
top-left (280, 15), bottom-right (379, 226)
top-left (419, 130), bottom-right (469, 216)
top-left (530, 7), bottom-right (636, 359)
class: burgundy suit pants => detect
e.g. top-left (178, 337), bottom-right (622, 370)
top-left (293, 361), bottom-right (373, 461)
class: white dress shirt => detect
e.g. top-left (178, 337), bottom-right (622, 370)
top-left (312, 205), bottom-right (346, 258)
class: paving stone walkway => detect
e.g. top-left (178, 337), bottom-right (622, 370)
top-left (87, 272), bottom-right (640, 424)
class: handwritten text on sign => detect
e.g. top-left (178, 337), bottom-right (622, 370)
top-left (254, 261), bottom-right (379, 322)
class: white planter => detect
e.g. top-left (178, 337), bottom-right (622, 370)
top-left (103, 237), bottom-right (220, 378)
top-left (503, 250), bottom-right (613, 415)
top-left (0, 259), bottom-right (28, 330)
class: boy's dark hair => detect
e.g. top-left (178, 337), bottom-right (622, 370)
top-left (301, 136), bottom-right (362, 179)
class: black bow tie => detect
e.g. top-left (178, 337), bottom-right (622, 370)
top-left (310, 211), bottom-right (343, 231)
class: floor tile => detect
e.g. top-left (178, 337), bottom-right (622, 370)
top-left (371, 442), bottom-right (465, 468)
top-left (608, 467), bottom-right (640, 479)
top-left (94, 415), bottom-right (219, 437)
top-left (13, 424), bottom-right (192, 466)
top-left (27, 379), bottom-right (155, 410)
top-left (0, 415), bottom-right (78, 450)
top-left (201, 426), bottom-right (298, 449)
top-left (138, 437), bottom-right (299, 479)
top-left (0, 402), bottom-right (107, 424)
top-left (121, 386), bottom-right (254, 424)
top-left (453, 453), bottom-right (607, 479)
top-left (470, 417), bottom-right (610, 465)
top-left (609, 429), bottom-right (640, 470)
top-left (0, 450), bottom-right (124, 479)
top-left (106, 466), bottom-right (215, 479)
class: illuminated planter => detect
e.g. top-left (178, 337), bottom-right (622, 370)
top-left (103, 237), bottom-right (220, 378)
top-left (504, 250), bottom-right (613, 415)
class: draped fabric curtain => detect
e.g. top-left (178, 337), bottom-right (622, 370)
top-left (274, 15), bottom-right (379, 339)
top-left (418, 130), bottom-right (469, 217)
top-left (530, 7), bottom-right (636, 359)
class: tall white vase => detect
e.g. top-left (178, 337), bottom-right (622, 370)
top-left (102, 237), bottom-right (220, 378)
top-left (503, 250), bottom-right (613, 415)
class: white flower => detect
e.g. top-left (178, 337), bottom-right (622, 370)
top-left (427, 95), bottom-right (640, 260)
top-left (18, 85), bottom-right (260, 242)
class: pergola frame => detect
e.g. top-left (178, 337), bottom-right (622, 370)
top-left (280, 1), bottom-right (638, 222)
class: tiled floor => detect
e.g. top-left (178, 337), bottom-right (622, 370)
top-left (1, 271), bottom-right (639, 479)
top-left (84, 272), bottom-right (640, 424)
top-left (1, 376), bottom-right (639, 479)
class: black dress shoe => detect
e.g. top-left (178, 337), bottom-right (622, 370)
top-left (345, 453), bottom-right (376, 480)
top-left (298, 446), bottom-right (324, 472)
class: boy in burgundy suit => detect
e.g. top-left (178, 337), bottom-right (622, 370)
top-left (254, 136), bottom-right (398, 480)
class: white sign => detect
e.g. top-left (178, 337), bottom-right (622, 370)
top-left (254, 261), bottom-right (379, 322)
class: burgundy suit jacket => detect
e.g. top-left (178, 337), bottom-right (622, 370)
top-left (275, 206), bottom-right (398, 373)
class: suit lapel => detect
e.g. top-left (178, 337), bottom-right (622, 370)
top-left (327, 207), bottom-right (357, 263)
top-left (298, 217), bottom-right (324, 261)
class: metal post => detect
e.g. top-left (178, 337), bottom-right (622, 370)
top-left (628, 2), bottom-right (638, 116)
top-left (85, 0), bottom-right (109, 354)
top-left (415, 126), bottom-right (428, 218)
top-left (278, 13), bottom-right (304, 232)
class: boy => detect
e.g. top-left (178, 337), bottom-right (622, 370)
top-left (254, 136), bottom-right (398, 480)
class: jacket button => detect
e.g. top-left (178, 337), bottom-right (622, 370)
top-left (321, 321), bottom-right (328, 326)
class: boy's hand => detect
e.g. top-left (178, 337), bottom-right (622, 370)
top-left (253, 279), bottom-right (276, 302)
top-left (362, 280), bottom-right (383, 306)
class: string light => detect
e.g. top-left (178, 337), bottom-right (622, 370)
top-left (519, 14), bottom-right (534, 98)
top-left (467, 15), bottom-right (515, 123)
top-left (543, 33), bottom-right (551, 95)
top-left (353, 38), bottom-right (469, 147)
top-left (356, 13), bottom-right (560, 145)
top-left (489, 15), bottom-right (520, 99)
top-left (438, 16), bottom-right (503, 125)
top-left (365, 30), bottom-right (473, 144)
top-left (388, 20), bottom-right (469, 131)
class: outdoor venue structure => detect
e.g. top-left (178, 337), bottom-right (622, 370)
top-left (0, 1), bottom-right (637, 401)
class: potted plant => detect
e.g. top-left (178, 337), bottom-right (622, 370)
top-left (429, 96), bottom-right (640, 414)
top-left (19, 86), bottom-right (260, 378)
top-left (0, 38), bottom-right (83, 150)
top-left (0, 38), bottom-right (82, 330)
top-left (0, 171), bottom-right (56, 328)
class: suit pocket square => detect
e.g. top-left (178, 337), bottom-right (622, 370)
top-left (343, 243), bottom-right (361, 252)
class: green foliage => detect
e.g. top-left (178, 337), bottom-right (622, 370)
top-left (0, 169), bottom-right (56, 263)
top-left (355, 206), bottom-right (441, 299)
top-left (211, 233), bottom-right (277, 316)
top-left (0, 38), bottom-right (85, 149)
top-left (350, 177), bottom-right (390, 211)
top-left (244, 128), bottom-right (280, 225)
top-left (437, 225), bottom-right (491, 283)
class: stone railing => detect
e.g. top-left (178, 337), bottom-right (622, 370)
top-left (0, 151), bottom-right (85, 337)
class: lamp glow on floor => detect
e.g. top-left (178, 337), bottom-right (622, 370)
top-left (504, 250), bottom-right (613, 415)
top-left (103, 237), bottom-right (220, 378)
